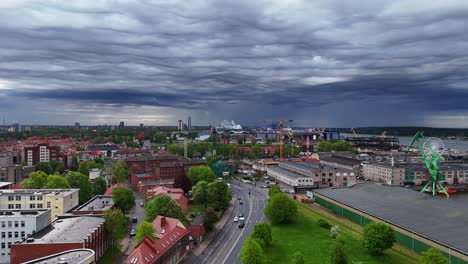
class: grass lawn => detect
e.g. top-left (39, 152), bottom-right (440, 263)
top-left (265, 205), bottom-right (418, 264)
top-left (188, 204), bottom-right (205, 214)
top-left (98, 245), bottom-right (122, 264)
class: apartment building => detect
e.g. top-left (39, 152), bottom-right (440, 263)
top-left (23, 144), bottom-right (60, 166)
top-left (362, 163), bottom-right (405, 185)
top-left (0, 209), bottom-right (51, 263)
top-left (0, 165), bottom-right (34, 185)
top-left (0, 189), bottom-right (79, 221)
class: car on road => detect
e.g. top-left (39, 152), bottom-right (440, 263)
top-left (132, 217), bottom-right (138, 223)
top-left (261, 185), bottom-right (267, 188)
top-left (238, 220), bottom-right (245, 228)
top-left (237, 197), bottom-right (241, 200)
top-left (130, 229), bottom-right (136, 237)
top-left (288, 190), bottom-right (295, 194)
top-left (234, 216), bottom-right (239, 223)
top-left (239, 212), bottom-right (244, 217)
top-left (140, 202), bottom-right (144, 207)
top-left (227, 183), bottom-right (232, 189)
top-left (239, 200), bottom-right (243, 205)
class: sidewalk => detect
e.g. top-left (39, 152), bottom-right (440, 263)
top-left (186, 199), bottom-right (235, 258)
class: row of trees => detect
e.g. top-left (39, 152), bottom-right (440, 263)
top-left (192, 180), bottom-right (232, 211)
top-left (317, 141), bottom-right (355, 152)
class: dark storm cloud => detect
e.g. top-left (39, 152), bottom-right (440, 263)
top-left (1, 0), bottom-right (468, 126)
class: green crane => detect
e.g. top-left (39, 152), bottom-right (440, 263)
top-left (407, 131), bottom-right (449, 197)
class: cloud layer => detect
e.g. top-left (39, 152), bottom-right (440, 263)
top-left (1, 0), bottom-right (468, 127)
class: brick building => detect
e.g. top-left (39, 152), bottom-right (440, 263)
top-left (146, 187), bottom-right (188, 213)
top-left (10, 215), bottom-right (111, 264)
top-left (23, 144), bottom-right (60, 166)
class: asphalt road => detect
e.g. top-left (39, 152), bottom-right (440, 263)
top-left (186, 181), bottom-right (269, 264)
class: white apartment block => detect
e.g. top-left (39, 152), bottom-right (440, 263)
top-left (362, 163), bottom-right (405, 185)
top-left (0, 189), bottom-right (79, 221)
top-left (0, 209), bottom-right (51, 263)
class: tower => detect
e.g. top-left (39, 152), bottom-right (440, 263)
top-left (188, 116), bottom-right (192, 130)
top-left (178, 120), bottom-right (183, 130)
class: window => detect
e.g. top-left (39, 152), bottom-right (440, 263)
top-left (15, 204), bottom-right (21, 209)
top-left (21, 231), bottom-right (25, 238)
top-left (15, 196), bottom-right (21, 201)
top-left (1, 222), bottom-right (4, 228)
top-left (1, 232), bottom-right (5, 238)
top-left (8, 196), bottom-right (14, 201)
top-left (37, 203), bottom-right (43, 209)
top-left (8, 204), bottom-right (14, 209)
top-left (7, 221), bottom-right (11, 228)
top-left (1, 243), bottom-right (4, 249)
top-left (37, 196), bottom-right (43, 201)
top-left (14, 221), bottom-right (18, 228)
top-left (29, 204), bottom-right (36, 209)
top-left (14, 232), bottom-right (18, 238)
top-left (30, 196), bottom-right (36, 201)
top-left (21, 221), bottom-right (25, 227)
top-left (46, 202), bottom-right (51, 208)
top-left (7, 232), bottom-right (12, 238)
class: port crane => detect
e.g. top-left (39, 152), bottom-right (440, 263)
top-left (257, 117), bottom-right (293, 160)
top-left (406, 131), bottom-right (449, 197)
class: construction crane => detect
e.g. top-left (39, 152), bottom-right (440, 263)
top-left (406, 131), bottom-right (449, 197)
top-left (257, 117), bottom-right (293, 160)
top-left (350, 128), bottom-right (358, 137)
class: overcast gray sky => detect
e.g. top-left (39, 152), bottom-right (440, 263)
top-left (1, 0), bottom-right (467, 127)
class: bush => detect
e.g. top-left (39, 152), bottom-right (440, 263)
top-left (330, 226), bottom-right (340, 239)
top-left (362, 222), bottom-right (396, 255)
top-left (264, 193), bottom-right (297, 225)
top-left (318, 219), bottom-right (332, 229)
top-left (418, 248), bottom-right (449, 264)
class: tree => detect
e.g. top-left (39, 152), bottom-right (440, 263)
top-left (135, 221), bottom-right (157, 245)
top-left (292, 251), bottom-right (305, 264)
top-left (264, 193), bottom-right (297, 225)
top-left (193, 181), bottom-right (210, 208)
top-left (94, 157), bottom-right (104, 165)
top-left (93, 177), bottom-right (107, 195)
top-left (317, 141), bottom-right (333, 152)
top-left (251, 145), bottom-right (261, 158)
top-left (268, 186), bottom-right (282, 198)
top-left (112, 186), bottom-right (135, 213)
top-left (112, 162), bottom-right (129, 183)
top-left (67, 171), bottom-right (93, 204)
top-left (145, 195), bottom-right (185, 222)
top-left (103, 208), bottom-right (128, 243)
top-left (49, 160), bottom-right (65, 174)
top-left (362, 222), bottom-right (396, 255)
top-left (71, 155), bottom-right (79, 170)
top-left (78, 161), bottom-right (90, 176)
top-left (22, 171), bottom-right (49, 189)
top-left (207, 180), bottom-right (232, 210)
top-left (188, 166), bottom-right (216, 185)
top-left (418, 248), bottom-right (450, 264)
top-left (35, 162), bottom-right (53, 175)
top-left (45, 175), bottom-right (71, 189)
top-left (328, 238), bottom-right (348, 264)
top-left (203, 207), bottom-right (219, 231)
top-left (252, 222), bottom-right (272, 248)
top-left (239, 236), bottom-right (266, 264)
top-left (167, 144), bottom-right (183, 155)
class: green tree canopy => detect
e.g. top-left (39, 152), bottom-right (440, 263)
top-left (22, 171), bottom-right (49, 189)
top-left (193, 181), bottom-right (210, 208)
top-left (239, 236), bottom-right (266, 264)
top-left (252, 222), bottom-right (272, 248)
top-left (317, 141), bottom-right (354, 152)
top-left (418, 248), bottom-right (450, 264)
top-left (268, 186), bottom-right (282, 198)
top-left (292, 251), bottom-right (305, 264)
top-left (188, 166), bottom-right (216, 185)
top-left (112, 162), bottom-right (129, 183)
top-left (112, 186), bottom-right (135, 213)
top-left (362, 222), bottom-right (396, 255)
top-left (135, 221), bottom-right (157, 245)
top-left (93, 177), bottom-right (108, 195)
top-left (264, 193), bottom-right (297, 225)
top-left (328, 238), bottom-right (348, 264)
top-left (49, 160), bottom-right (65, 174)
top-left (167, 144), bottom-right (183, 155)
top-left (45, 175), bottom-right (71, 189)
top-left (208, 180), bottom-right (232, 210)
top-left (145, 195), bottom-right (185, 222)
top-left (203, 207), bottom-right (219, 231)
top-left (94, 157), bottom-right (104, 165)
top-left (78, 161), bottom-right (90, 176)
top-left (71, 155), bottom-right (79, 170)
top-left (67, 171), bottom-right (93, 204)
top-left (103, 208), bottom-right (128, 241)
top-left (35, 162), bottom-right (53, 175)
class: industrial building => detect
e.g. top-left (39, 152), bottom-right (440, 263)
top-left (0, 209), bottom-right (51, 264)
top-left (23, 249), bottom-right (95, 264)
top-left (72, 195), bottom-right (114, 215)
top-left (314, 183), bottom-right (468, 264)
top-left (0, 189), bottom-right (79, 221)
top-left (362, 163), bottom-right (406, 185)
top-left (10, 215), bottom-right (111, 264)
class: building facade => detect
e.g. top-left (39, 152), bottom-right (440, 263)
top-left (0, 209), bottom-right (51, 263)
top-left (0, 189), bottom-right (79, 221)
top-left (23, 144), bottom-right (60, 166)
top-left (0, 165), bottom-right (34, 185)
top-left (362, 163), bottom-right (405, 185)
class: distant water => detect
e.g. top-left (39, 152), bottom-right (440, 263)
top-left (341, 133), bottom-right (468, 152)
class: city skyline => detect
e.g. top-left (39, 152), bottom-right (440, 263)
top-left (1, 1), bottom-right (468, 128)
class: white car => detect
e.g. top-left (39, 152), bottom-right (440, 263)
top-left (234, 216), bottom-right (239, 223)
top-left (288, 190), bottom-right (295, 194)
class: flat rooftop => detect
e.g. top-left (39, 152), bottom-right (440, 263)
top-left (0, 182), bottom-right (12, 189)
top-left (268, 166), bottom-right (310, 179)
top-left (28, 216), bottom-right (104, 244)
top-left (315, 183), bottom-right (468, 255)
top-left (24, 249), bottom-right (94, 264)
top-left (0, 189), bottom-right (79, 196)
top-left (139, 179), bottom-right (174, 186)
top-left (0, 209), bottom-right (49, 217)
top-left (281, 161), bottom-right (350, 172)
top-left (73, 195), bottom-right (113, 212)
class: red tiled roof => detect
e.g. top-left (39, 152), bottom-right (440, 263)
top-left (124, 226), bottom-right (190, 264)
top-left (151, 215), bottom-right (183, 237)
top-left (147, 187), bottom-right (185, 203)
top-left (104, 183), bottom-right (125, 195)
top-left (115, 148), bottom-right (143, 155)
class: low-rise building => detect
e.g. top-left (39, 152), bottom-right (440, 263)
top-left (188, 214), bottom-right (205, 243)
top-left (0, 189), bottom-right (79, 221)
top-left (72, 195), bottom-right (113, 215)
top-left (0, 209), bottom-right (51, 264)
top-left (114, 148), bottom-right (144, 161)
top-left (319, 155), bottom-right (362, 178)
top-left (10, 215), bottom-right (111, 264)
top-left (23, 249), bottom-right (95, 264)
top-left (146, 187), bottom-right (188, 213)
top-left (362, 163), bottom-right (405, 185)
top-left (0, 165), bottom-right (34, 185)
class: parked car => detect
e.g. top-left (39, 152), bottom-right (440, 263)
top-left (234, 216), bottom-right (239, 223)
top-left (288, 190), bottom-right (295, 194)
top-left (133, 217), bottom-right (138, 223)
top-left (261, 185), bottom-right (268, 188)
top-left (130, 229), bottom-right (136, 237)
top-left (140, 202), bottom-right (144, 207)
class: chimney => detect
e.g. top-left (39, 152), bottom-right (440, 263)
top-left (161, 216), bottom-right (166, 227)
